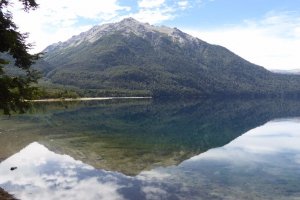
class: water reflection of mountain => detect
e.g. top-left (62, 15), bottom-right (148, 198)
top-left (2, 120), bottom-right (300, 200)
top-left (1, 98), bottom-right (300, 175)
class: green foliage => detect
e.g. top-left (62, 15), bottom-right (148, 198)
top-left (34, 79), bottom-right (80, 98)
top-left (37, 87), bottom-right (80, 99)
top-left (0, 0), bottom-right (40, 114)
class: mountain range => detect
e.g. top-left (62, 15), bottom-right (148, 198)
top-left (35, 18), bottom-right (300, 98)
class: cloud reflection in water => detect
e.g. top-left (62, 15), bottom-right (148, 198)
top-left (0, 142), bottom-right (126, 200)
top-left (1, 118), bottom-right (300, 200)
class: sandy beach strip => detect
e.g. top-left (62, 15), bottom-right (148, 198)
top-left (28, 96), bottom-right (152, 102)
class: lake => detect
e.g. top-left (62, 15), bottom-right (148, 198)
top-left (0, 98), bottom-right (300, 200)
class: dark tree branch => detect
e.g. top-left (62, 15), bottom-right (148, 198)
top-left (0, 0), bottom-right (40, 114)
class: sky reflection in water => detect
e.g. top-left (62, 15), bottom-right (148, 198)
top-left (1, 119), bottom-right (300, 200)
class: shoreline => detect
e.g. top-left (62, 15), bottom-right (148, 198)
top-left (28, 96), bottom-right (152, 102)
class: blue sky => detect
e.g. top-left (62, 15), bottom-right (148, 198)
top-left (179, 0), bottom-right (299, 27)
top-left (10, 0), bottom-right (300, 70)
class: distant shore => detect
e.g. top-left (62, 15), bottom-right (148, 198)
top-left (28, 96), bottom-right (152, 102)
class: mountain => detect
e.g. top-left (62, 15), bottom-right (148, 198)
top-left (35, 17), bottom-right (300, 98)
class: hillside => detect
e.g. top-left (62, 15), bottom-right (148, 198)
top-left (35, 18), bottom-right (300, 98)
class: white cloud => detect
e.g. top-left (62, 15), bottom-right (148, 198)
top-left (177, 0), bottom-right (189, 10)
top-left (123, 0), bottom-right (190, 25)
top-left (138, 0), bottom-right (165, 8)
top-left (10, 0), bottom-right (130, 52)
top-left (10, 0), bottom-right (191, 52)
top-left (184, 12), bottom-right (300, 70)
top-left (129, 6), bottom-right (176, 24)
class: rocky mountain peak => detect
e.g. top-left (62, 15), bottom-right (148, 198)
top-left (43, 18), bottom-right (202, 53)
top-left (119, 17), bottom-right (140, 24)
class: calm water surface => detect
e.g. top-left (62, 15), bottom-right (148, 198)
top-left (0, 99), bottom-right (300, 200)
